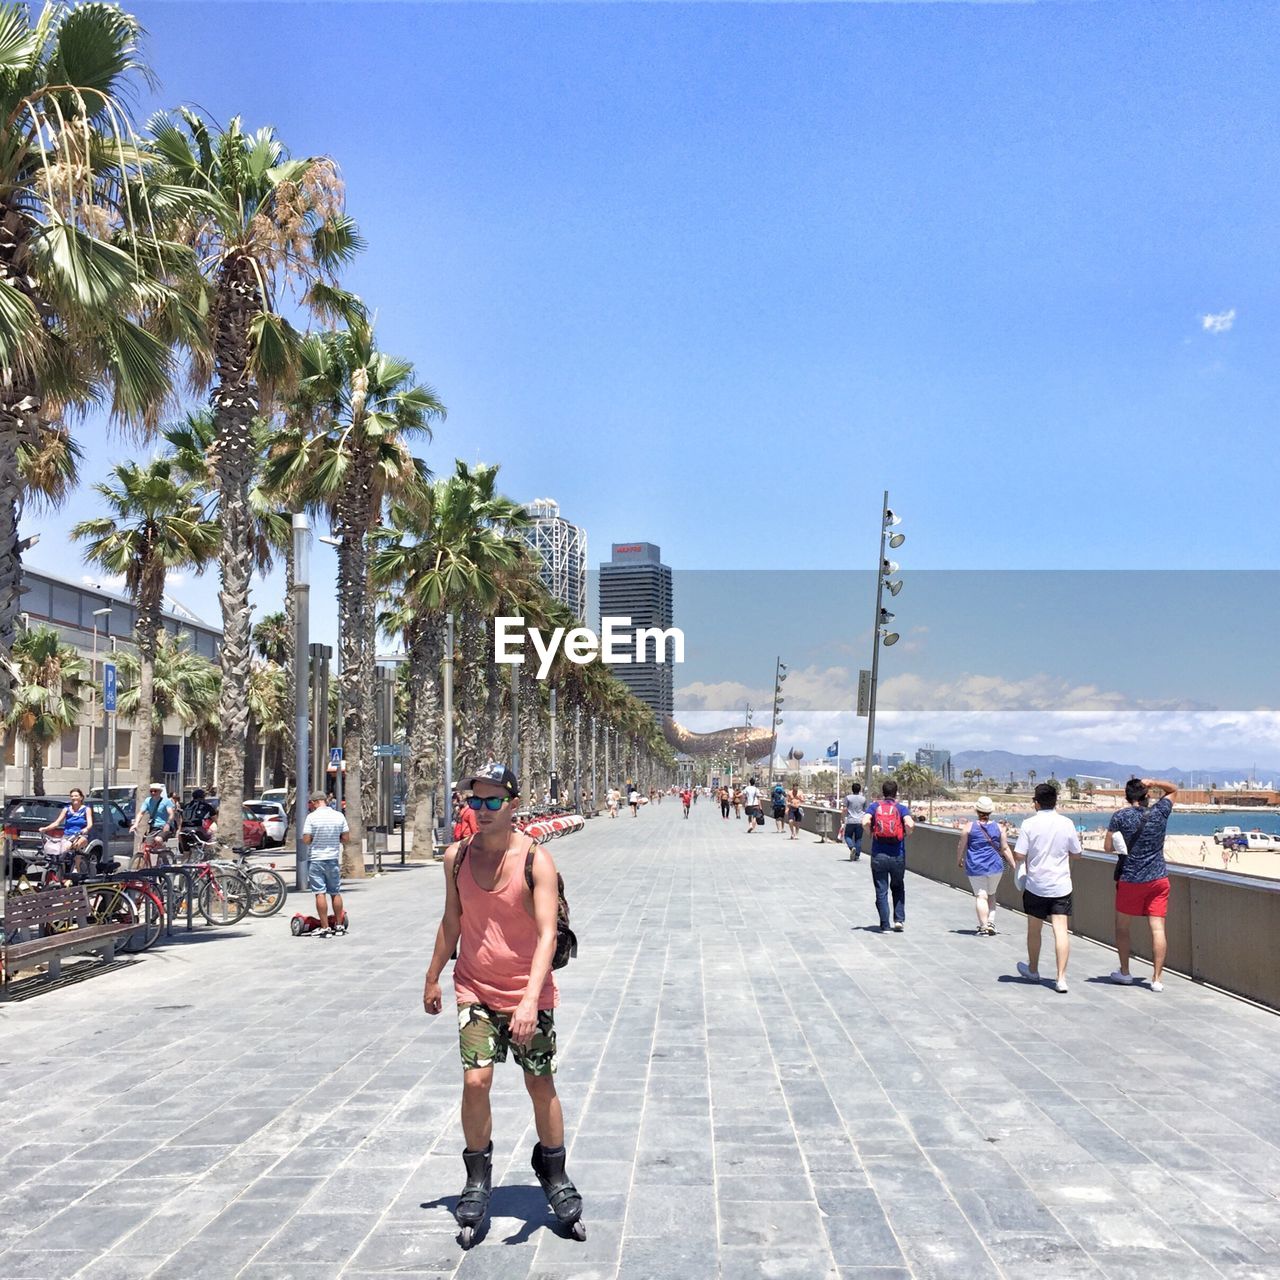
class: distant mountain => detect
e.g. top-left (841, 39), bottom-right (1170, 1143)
top-left (950, 750), bottom-right (1278, 787)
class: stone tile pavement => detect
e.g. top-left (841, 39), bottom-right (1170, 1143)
top-left (2, 800), bottom-right (1280, 1277)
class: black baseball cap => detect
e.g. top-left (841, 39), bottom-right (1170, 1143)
top-left (465, 763), bottom-right (520, 797)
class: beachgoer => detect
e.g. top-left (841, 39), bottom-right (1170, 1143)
top-left (606, 787), bottom-right (619, 818)
top-left (786, 784), bottom-right (805, 841)
top-left (1106, 777), bottom-right (1177, 992)
top-left (956, 795), bottom-right (1014, 935)
top-left (866, 779), bottom-right (913, 930)
top-left (628, 784), bottom-right (640, 818)
top-left (1014, 783), bottom-right (1081, 993)
top-left (842, 784), bottom-right (865, 862)
top-left (423, 763), bottom-right (582, 1244)
top-left (731, 786), bottom-right (743, 819)
top-left (719, 786), bottom-right (731, 820)
top-left (742, 778), bottom-right (763, 832)
top-left (771, 781), bottom-right (787, 832)
top-left (680, 787), bottom-right (692, 818)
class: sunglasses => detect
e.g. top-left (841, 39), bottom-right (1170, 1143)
top-left (465, 795), bottom-right (508, 811)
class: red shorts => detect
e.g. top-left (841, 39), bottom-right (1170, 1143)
top-left (1116, 877), bottom-right (1170, 918)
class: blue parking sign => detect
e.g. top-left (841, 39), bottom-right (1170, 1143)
top-left (103, 663), bottom-right (117, 713)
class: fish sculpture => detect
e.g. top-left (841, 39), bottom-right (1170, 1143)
top-left (662, 716), bottom-right (776, 762)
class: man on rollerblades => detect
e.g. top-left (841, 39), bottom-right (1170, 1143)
top-left (422, 763), bottom-right (585, 1247)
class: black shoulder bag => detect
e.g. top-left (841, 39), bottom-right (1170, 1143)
top-left (1113, 808), bottom-right (1150, 883)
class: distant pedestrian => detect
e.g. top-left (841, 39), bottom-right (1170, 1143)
top-left (719, 786), bottom-right (731, 819)
top-left (628, 784), bottom-right (640, 817)
top-left (771, 781), bottom-right (787, 832)
top-left (606, 787), bottom-right (619, 818)
top-left (302, 790), bottom-right (349, 935)
top-left (1106, 777), bottom-right (1177, 992)
top-left (731, 786), bottom-right (743, 819)
top-left (866, 780), bottom-right (913, 930)
top-left (743, 778), bottom-right (763, 832)
top-left (786, 784), bottom-right (805, 840)
top-left (841, 784), bottom-right (865, 861)
top-left (680, 787), bottom-right (692, 818)
top-left (1014, 783), bottom-right (1081, 992)
top-left (956, 796), bottom-right (1014, 935)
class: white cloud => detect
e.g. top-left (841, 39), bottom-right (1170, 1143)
top-left (1201, 308), bottom-right (1236, 334)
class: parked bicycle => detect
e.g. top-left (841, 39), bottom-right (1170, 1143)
top-left (178, 829), bottom-right (287, 918)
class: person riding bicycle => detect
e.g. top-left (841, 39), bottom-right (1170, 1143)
top-left (183, 787), bottom-right (218, 839)
top-left (38, 786), bottom-right (95, 876)
top-left (132, 782), bottom-right (177, 847)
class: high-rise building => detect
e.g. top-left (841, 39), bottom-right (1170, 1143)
top-left (887, 751), bottom-right (907, 769)
top-left (599, 542), bottom-right (674, 720)
top-left (916, 744), bottom-right (953, 781)
top-left (519, 498), bottom-right (587, 621)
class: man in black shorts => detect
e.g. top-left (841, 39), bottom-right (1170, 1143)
top-left (1013, 784), bottom-right (1082, 994)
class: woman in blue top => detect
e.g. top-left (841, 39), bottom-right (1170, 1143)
top-left (955, 796), bottom-right (1014, 935)
top-left (39, 787), bottom-right (95, 871)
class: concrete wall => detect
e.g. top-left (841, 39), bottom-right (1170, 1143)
top-left (800, 805), bottom-right (1280, 1011)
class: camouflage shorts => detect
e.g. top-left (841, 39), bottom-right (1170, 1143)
top-left (457, 1002), bottom-right (557, 1076)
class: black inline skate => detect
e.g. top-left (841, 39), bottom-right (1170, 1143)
top-left (454, 1142), bottom-right (492, 1247)
top-left (531, 1141), bottom-right (586, 1240)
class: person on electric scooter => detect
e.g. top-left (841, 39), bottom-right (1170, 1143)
top-left (422, 763), bottom-right (585, 1245)
top-left (302, 790), bottom-right (348, 936)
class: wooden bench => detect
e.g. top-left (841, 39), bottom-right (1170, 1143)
top-left (2, 885), bottom-right (139, 984)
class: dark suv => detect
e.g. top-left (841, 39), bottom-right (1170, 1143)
top-left (3, 795), bottom-right (135, 881)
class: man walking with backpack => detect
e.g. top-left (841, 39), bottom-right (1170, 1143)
top-left (422, 763), bottom-right (585, 1246)
top-left (866, 779), bottom-right (913, 931)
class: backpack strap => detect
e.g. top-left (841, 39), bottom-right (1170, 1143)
top-left (524, 845), bottom-right (535, 892)
top-left (451, 836), bottom-right (474, 888)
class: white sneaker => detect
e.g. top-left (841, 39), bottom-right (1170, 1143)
top-left (1055, 979), bottom-right (1068, 994)
top-left (1150, 980), bottom-right (1164, 992)
top-left (1016, 962), bottom-right (1040, 982)
top-left (1110, 970), bottom-right (1135, 985)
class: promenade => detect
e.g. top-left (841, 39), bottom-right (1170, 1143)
top-left (2, 803), bottom-right (1280, 1278)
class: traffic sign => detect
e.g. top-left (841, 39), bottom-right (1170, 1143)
top-left (103, 663), bottom-right (117, 713)
top-left (374, 744), bottom-right (403, 758)
top-left (330, 747), bottom-right (343, 765)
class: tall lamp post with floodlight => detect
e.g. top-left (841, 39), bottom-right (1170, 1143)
top-left (768, 657), bottom-right (787, 788)
top-left (862, 492), bottom-right (904, 795)
top-left (89, 607), bottom-right (112, 792)
top-left (293, 515), bottom-right (311, 892)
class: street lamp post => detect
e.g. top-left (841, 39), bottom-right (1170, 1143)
top-left (862, 491), bottom-right (904, 796)
top-left (443, 612), bottom-right (455, 845)
top-left (590, 715), bottom-right (597, 814)
top-left (292, 515), bottom-right (311, 893)
top-left (89, 607), bottom-right (111, 792)
top-left (549, 687), bottom-right (558, 801)
top-left (574, 704), bottom-right (581, 813)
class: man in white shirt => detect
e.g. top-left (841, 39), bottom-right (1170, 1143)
top-left (1013, 784), bottom-right (1082, 993)
top-left (302, 790), bottom-right (350, 936)
top-left (742, 778), bottom-right (763, 832)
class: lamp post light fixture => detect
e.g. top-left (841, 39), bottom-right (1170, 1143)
top-left (318, 534), bottom-right (344, 811)
top-left (767, 656), bottom-right (787, 787)
top-left (89, 607), bottom-right (112, 792)
top-left (293, 514), bottom-right (312, 891)
top-left (862, 491), bottom-right (904, 792)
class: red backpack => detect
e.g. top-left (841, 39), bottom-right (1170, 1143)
top-left (870, 800), bottom-right (905, 843)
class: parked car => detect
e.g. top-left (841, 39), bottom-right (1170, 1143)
top-left (88, 784), bottom-right (138, 823)
top-left (258, 787), bottom-right (289, 810)
top-left (176, 795), bottom-right (267, 850)
top-left (3, 794), bottom-right (134, 880)
top-left (245, 800), bottom-right (288, 847)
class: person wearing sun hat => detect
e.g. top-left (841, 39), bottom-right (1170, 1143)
top-left (956, 795), bottom-right (1015, 935)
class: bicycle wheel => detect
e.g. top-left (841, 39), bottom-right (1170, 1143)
top-left (243, 867), bottom-right (287, 917)
top-left (199, 871), bottom-right (249, 925)
top-left (122, 884), bottom-right (165, 951)
top-left (85, 885), bottom-right (139, 940)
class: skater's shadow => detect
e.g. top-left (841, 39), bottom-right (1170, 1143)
top-left (419, 1184), bottom-right (553, 1245)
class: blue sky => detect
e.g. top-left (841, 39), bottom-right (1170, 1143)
top-left (21, 2), bottom-right (1280, 765)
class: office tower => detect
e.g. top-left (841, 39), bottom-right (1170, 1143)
top-left (916, 744), bottom-right (952, 781)
top-left (520, 498), bottom-right (587, 621)
top-left (598, 542), bottom-right (674, 720)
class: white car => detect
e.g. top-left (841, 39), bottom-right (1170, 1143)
top-left (246, 800), bottom-right (289, 846)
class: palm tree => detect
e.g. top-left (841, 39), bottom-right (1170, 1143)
top-left (273, 322), bottom-right (442, 868)
top-left (5, 624), bottom-right (86, 794)
top-left (72, 457), bottom-right (219, 813)
top-left (114, 632), bottom-right (220, 782)
top-left (0, 3), bottom-right (197, 727)
top-left (247, 659), bottom-right (287, 790)
top-left (147, 108), bottom-right (363, 848)
top-left (252, 612), bottom-right (289, 665)
top-left (372, 463), bottom-right (525, 845)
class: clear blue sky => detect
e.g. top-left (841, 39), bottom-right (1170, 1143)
top-left (21, 2), bottom-right (1280, 766)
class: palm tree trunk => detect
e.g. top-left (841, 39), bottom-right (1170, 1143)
top-left (406, 615), bottom-right (441, 852)
top-left (210, 255), bottom-right (261, 853)
top-left (335, 455), bottom-right (374, 878)
top-left (31, 740), bottom-right (44, 796)
top-left (133, 573), bottom-right (163, 848)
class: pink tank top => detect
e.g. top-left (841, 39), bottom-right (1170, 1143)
top-left (452, 838), bottom-right (558, 1013)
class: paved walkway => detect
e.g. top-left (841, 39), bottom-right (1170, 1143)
top-left (2, 802), bottom-right (1280, 1279)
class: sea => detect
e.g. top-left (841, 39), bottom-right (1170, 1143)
top-left (983, 810), bottom-right (1280, 837)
